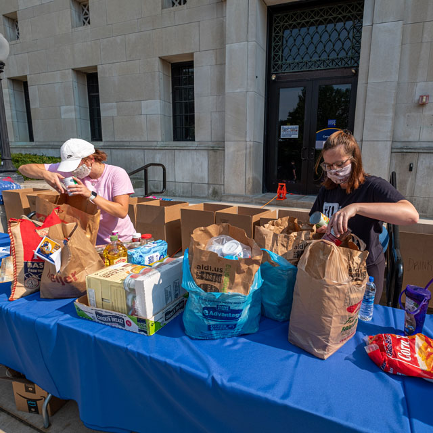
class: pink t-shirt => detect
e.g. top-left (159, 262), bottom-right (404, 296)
top-left (45, 163), bottom-right (135, 245)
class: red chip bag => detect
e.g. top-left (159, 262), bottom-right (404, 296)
top-left (365, 333), bottom-right (433, 381)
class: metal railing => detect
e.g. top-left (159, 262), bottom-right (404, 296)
top-left (128, 163), bottom-right (166, 197)
top-left (385, 171), bottom-right (404, 308)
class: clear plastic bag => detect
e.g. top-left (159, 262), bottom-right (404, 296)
top-left (205, 235), bottom-right (251, 259)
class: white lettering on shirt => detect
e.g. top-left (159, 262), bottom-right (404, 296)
top-left (323, 202), bottom-right (341, 219)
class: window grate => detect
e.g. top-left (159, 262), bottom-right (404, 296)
top-left (172, 0), bottom-right (187, 7)
top-left (81, 2), bottom-right (90, 26)
top-left (23, 81), bottom-right (34, 142)
top-left (14, 19), bottom-right (20, 40)
top-left (172, 62), bottom-right (195, 141)
top-left (87, 73), bottom-right (102, 142)
top-left (271, 1), bottom-right (364, 73)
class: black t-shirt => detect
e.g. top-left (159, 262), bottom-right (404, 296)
top-left (309, 176), bottom-right (405, 265)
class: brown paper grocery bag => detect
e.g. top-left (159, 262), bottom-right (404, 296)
top-left (254, 216), bottom-right (318, 265)
top-left (288, 238), bottom-right (369, 359)
top-left (189, 223), bottom-right (262, 295)
top-left (39, 222), bottom-right (104, 299)
top-left (35, 194), bottom-right (100, 245)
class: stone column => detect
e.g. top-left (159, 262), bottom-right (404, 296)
top-left (224, 0), bottom-right (267, 196)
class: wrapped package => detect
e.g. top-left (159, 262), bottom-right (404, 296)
top-left (127, 240), bottom-right (167, 266)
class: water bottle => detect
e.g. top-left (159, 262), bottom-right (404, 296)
top-left (359, 276), bottom-right (376, 322)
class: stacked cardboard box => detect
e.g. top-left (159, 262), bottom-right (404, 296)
top-left (128, 197), bottom-right (156, 228)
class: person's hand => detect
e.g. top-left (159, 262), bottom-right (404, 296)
top-left (327, 204), bottom-right (358, 237)
top-left (316, 225), bottom-right (327, 233)
top-left (43, 171), bottom-right (65, 193)
top-left (67, 177), bottom-right (92, 198)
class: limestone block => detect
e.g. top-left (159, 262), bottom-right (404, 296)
top-left (363, 82), bottom-right (397, 141)
top-left (252, 0), bottom-right (267, 50)
top-left (247, 42), bottom-right (266, 96)
top-left (61, 105), bottom-right (76, 119)
top-left (113, 61), bottom-right (141, 76)
top-left (191, 183), bottom-right (208, 197)
top-left (402, 23), bottom-right (423, 44)
top-left (208, 149), bottom-right (224, 184)
top-left (422, 21), bottom-right (433, 42)
top-left (357, 25), bottom-right (372, 85)
top-left (101, 117), bottom-right (114, 140)
top-left (373, 0), bottom-right (405, 23)
top-left (420, 114), bottom-right (433, 141)
top-left (28, 85), bottom-right (39, 108)
top-left (368, 22), bottom-right (403, 83)
top-left (225, 42), bottom-right (248, 92)
top-left (160, 23), bottom-right (199, 57)
top-left (245, 141), bottom-right (263, 195)
top-left (106, 0), bottom-right (142, 24)
top-left (117, 101), bottom-right (142, 116)
top-left (353, 83), bottom-right (367, 143)
top-left (147, 115), bottom-right (162, 141)
top-left (362, 0), bottom-right (374, 26)
top-left (17, 0), bottom-right (35, 11)
top-left (195, 66), bottom-right (211, 97)
top-left (404, 0), bottom-right (433, 24)
top-left (226, 0), bottom-right (248, 44)
top-left (71, 27), bottom-right (91, 44)
top-left (126, 31), bottom-right (156, 60)
top-left (89, 0), bottom-right (107, 28)
top-left (200, 18), bottom-right (225, 51)
top-left (225, 92), bottom-right (247, 142)
top-left (46, 44), bottom-right (73, 71)
top-left (72, 41), bottom-right (102, 68)
top-left (195, 111), bottom-right (211, 141)
top-left (114, 115), bottom-right (147, 141)
top-left (195, 50), bottom-right (218, 67)
top-left (6, 53), bottom-right (29, 77)
top-left (211, 111), bottom-right (224, 142)
top-left (112, 20), bottom-right (139, 37)
top-left (414, 153), bottom-right (433, 197)
top-left (90, 25), bottom-right (113, 41)
top-left (174, 4), bottom-right (217, 25)
top-left (110, 75), bottom-right (147, 102)
top-left (161, 8), bottom-right (175, 27)
top-left (224, 141), bottom-right (246, 195)
top-left (393, 104), bottom-right (422, 141)
top-left (142, 100), bottom-right (161, 115)
top-left (400, 42), bottom-right (430, 82)
top-left (396, 82), bottom-right (416, 104)
top-left (210, 64), bottom-right (225, 96)
top-left (175, 182), bottom-right (192, 197)
top-left (175, 150), bottom-right (208, 183)
top-left (361, 140), bottom-right (392, 179)
top-left (390, 152), bottom-right (418, 197)
top-left (425, 44), bottom-right (433, 82)
top-left (101, 36), bottom-right (126, 64)
top-left (195, 96), bottom-right (217, 113)
top-left (209, 184), bottom-right (223, 201)
top-left (145, 149), bottom-right (175, 182)
top-left (111, 149), bottom-right (145, 175)
top-left (162, 115), bottom-right (173, 141)
top-left (16, 19), bottom-right (32, 42)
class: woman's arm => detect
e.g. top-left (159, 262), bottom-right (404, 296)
top-left (18, 163), bottom-right (66, 193)
top-left (68, 177), bottom-right (129, 218)
top-left (329, 200), bottom-right (419, 237)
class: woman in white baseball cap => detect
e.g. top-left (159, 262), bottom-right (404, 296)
top-left (18, 138), bottom-right (136, 245)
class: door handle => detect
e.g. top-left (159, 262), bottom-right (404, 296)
top-left (301, 148), bottom-right (307, 160)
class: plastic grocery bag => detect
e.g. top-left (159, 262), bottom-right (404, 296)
top-left (0, 179), bottom-right (21, 205)
top-left (260, 249), bottom-right (297, 322)
top-left (182, 249), bottom-right (263, 339)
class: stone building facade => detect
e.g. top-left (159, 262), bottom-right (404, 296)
top-left (1, 0), bottom-right (433, 216)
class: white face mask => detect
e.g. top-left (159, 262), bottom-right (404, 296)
top-left (326, 163), bottom-right (352, 184)
top-left (72, 163), bottom-right (91, 179)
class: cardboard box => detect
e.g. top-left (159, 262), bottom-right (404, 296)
top-left (2, 188), bottom-right (54, 220)
top-left (74, 293), bottom-right (187, 336)
top-left (135, 200), bottom-right (189, 255)
top-left (12, 380), bottom-right (66, 416)
top-left (27, 190), bottom-right (60, 213)
top-left (399, 231), bottom-right (433, 310)
top-left (181, 203), bottom-right (233, 251)
top-left (128, 197), bottom-right (156, 228)
top-left (215, 206), bottom-right (277, 238)
top-left (86, 258), bottom-right (185, 317)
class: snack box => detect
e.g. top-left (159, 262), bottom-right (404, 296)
top-left (74, 294), bottom-right (187, 336)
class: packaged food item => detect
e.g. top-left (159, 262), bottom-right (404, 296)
top-left (140, 233), bottom-right (154, 246)
top-left (132, 233), bottom-right (141, 243)
top-left (61, 177), bottom-right (78, 196)
top-left (127, 239), bottom-right (167, 266)
top-left (399, 279), bottom-right (432, 336)
top-left (309, 211), bottom-right (330, 228)
top-left (322, 228), bottom-right (352, 246)
top-left (103, 235), bottom-right (128, 266)
top-left (205, 235), bottom-right (251, 259)
top-left (365, 333), bottom-right (433, 381)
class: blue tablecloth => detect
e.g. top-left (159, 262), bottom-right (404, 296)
top-left (0, 259), bottom-right (432, 432)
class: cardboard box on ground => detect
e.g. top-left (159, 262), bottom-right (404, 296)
top-left (135, 200), bottom-right (189, 256)
top-left (181, 203), bottom-right (234, 252)
top-left (3, 188), bottom-right (58, 220)
top-left (399, 220), bottom-right (433, 311)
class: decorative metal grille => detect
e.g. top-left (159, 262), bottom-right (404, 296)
top-left (81, 2), bottom-right (90, 26)
top-left (271, 1), bottom-right (364, 73)
top-left (172, 62), bottom-right (195, 141)
top-left (172, 0), bottom-right (187, 6)
top-left (14, 20), bottom-right (20, 40)
top-left (23, 81), bottom-right (34, 142)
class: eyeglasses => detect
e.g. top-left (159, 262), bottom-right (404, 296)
top-left (320, 157), bottom-right (352, 172)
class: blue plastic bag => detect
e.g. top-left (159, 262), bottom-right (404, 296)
top-left (182, 249), bottom-right (263, 339)
top-left (260, 249), bottom-right (297, 322)
top-left (0, 180), bottom-right (21, 205)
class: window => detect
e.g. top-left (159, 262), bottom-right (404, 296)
top-left (3, 13), bottom-right (19, 42)
top-left (87, 73), bottom-right (102, 141)
top-left (22, 82), bottom-right (34, 142)
top-left (171, 62), bottom-right (194, 141)
top-left (162, 0), bottom-right (187, 9)
top-left (72, 0), bottom-right (90, 28)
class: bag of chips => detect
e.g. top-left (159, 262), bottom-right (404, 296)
top-left (365, 333), bottom-right (433, 381)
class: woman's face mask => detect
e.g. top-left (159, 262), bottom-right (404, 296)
top-left (72, 163), bottom-right (92, 179)
top-left (326, 163), bottom-right (352, 184)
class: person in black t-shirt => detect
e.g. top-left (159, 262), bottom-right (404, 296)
top-left (310, 130), bottom-right (419, 303)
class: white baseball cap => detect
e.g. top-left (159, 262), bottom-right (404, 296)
top-left (58, 138), bottom-right (95, 172)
